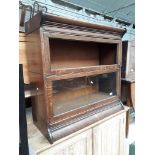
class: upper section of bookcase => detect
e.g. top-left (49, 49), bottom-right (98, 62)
top-left (25, 12), bottom-right (126, 37)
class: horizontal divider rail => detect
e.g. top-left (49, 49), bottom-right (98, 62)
top-left (47, 64), bottom-right (120, 81)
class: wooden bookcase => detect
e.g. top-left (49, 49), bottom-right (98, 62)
top-left (25, 12), bottom-right (126, 143)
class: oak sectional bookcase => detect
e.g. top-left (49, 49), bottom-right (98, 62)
top-left (25, 12), bottom-right (126, 143)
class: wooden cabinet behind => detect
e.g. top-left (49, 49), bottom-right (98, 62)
top-left (122, 40), bottom-right (135, 80)
top-left (19, 33), bottom-right (30, 84)
top-left (121, 40), bottom-right (135, 137)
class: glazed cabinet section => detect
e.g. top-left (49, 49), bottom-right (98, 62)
top-left (51, 72), bottom-right (117, 116)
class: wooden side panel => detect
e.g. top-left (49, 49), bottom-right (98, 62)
top-left (30, 73), bottom-right (50, 139)
top-left (21, 30), bottom-right (51, 139)
top-left (38, 129), bottom-right (92, 155)
top-left (93, 113), bottom-right (126, 155)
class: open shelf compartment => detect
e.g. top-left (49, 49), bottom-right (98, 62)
top-left (49, 38), bottom-right (118, 70)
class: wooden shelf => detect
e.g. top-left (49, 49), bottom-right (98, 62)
top-left (48, 64), bottom-right (119, 80)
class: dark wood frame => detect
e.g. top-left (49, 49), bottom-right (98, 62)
top-left (25, 12), bottom-right (126, 143)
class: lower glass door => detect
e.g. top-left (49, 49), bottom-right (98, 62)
top-left (52, 72), bottom-right (117, 116)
